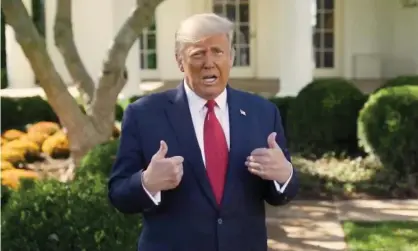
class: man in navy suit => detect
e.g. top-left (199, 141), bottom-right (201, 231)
top-left (108, 13), bottom-right (298, 251)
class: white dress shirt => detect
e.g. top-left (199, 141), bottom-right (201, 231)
top-left (143, 82), bottom-right (293, 205)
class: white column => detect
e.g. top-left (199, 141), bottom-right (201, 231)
top-left (6, 0), bottom-right (35, 89)
top-left (277, 0), bottom-right (314, 96)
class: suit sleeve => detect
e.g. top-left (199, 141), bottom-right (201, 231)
top-left (107, 104), bottom-right (158, 214)
top-left (263, 104), bottom-right (299, 206)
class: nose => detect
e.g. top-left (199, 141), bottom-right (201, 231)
top-left (203, 54), bottom-right (215, 69)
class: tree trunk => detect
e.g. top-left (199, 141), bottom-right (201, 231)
top-left (2, 0), bottom-right (164, 172)
top-left (1, 0), bottom-right (102, 167)
top-left (54, 0), bottom-right (95, 102)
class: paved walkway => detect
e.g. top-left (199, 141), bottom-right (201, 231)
top-left (265, 199), bottom-right (418, 251)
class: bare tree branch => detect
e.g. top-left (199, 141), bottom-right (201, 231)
top-left (90, 0), bottom-right (163, 128)
top-left (54, 0), bottom-right (95, 101)
top-left (1, 0), bottom-right (94, 144)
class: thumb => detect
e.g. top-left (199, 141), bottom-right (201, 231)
top-left (267, 132), bottom-right (279, 149)
top-left (153, 140), bottom-right (168, 159)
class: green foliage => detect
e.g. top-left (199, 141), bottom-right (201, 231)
top-left (1, 175), bottom-right (142, 251)
top-left (77, 140), bottom-right (120, 179)
top-left (1, 184), bottom-right (12, 208)
top-left (357, 85), bottom-right (418, 177)
top-left (115, 104), bottom-right (124, 121)
top-left (1, 97), bottom-right (21, 131)
top-left (286, 78), bottom-right (367, 157)
top-left (129, 95), bottom-right (142, 103)
top-left (268, 96), bottom-right (295, 139)
top-left (376, 75), bottom-right (418, 92)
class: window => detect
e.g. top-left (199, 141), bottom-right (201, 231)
top-left (313, 0), bottom-right (335, 68)
top-left (139, 22), bottom-right (157, 70)
top-left (213, 0), bottom-right (250, 67)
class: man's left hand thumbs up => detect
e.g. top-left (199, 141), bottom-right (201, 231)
top-left (245, 132), bottom-right (292, 182)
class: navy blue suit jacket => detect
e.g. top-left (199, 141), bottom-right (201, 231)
top-left (108, 84), bottom-right (298, 251)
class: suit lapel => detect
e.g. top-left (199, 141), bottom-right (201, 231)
top-left (165, 84), bottom-right (218, 208)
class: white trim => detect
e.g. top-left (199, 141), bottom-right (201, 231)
top-left (140, 69), bottom-right (159, 80)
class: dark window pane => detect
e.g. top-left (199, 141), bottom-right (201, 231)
top-left (324, 0), bottom-right (334, 10)
top-left (315, 51), bottom-right (322, 68)
top-left (315, 13), bottom-right (323, 29)
top-left (313, 32), bottom-right (321, 48)
top-left (149, 22), bottom-right (156, 31)
top-left (147, 33), bottom-right (156, 50)
top-left (140, 52), bottom-right (146, 69)
top-left (324, 12), bottom-right (334, 29)
top-left (139, 36), bottom-right (144, 50)
top-left (238, 25), bottom-right (250, 45)
top-left (226, 4), bottom-right (236, 21)
top-left (147, 52), bottom-right (157, 69)
top-left (213, 4), bottom-right (223, 15)
top-left (324, 51), bottom-right (334, 67)
top-left (324, 32), bottom-right (333, 49)
top-left (316, 0), bottom-right (323, 9)
top-left (239, 4), bottom-right (249, 23)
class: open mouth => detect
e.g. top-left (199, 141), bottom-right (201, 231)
top-left (202, 75), bottom-right (218, 84)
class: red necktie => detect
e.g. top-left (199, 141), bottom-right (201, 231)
top-left (204, 100), bottom-right (228, 205)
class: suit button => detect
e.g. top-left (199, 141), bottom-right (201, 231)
top-left (217, 218), bottom-right (223, 224)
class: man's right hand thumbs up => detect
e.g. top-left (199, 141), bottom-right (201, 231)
top-left (143, 140), bottom-right (184, 194)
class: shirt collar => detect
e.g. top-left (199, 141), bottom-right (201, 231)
top-left (183, 80), bottom-right (227, 111)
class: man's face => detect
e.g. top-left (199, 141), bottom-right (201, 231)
top-left (177, 34), bottom-right (232, 100)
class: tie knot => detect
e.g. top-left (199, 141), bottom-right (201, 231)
top-left (206, 100), bottom-right (217, 111)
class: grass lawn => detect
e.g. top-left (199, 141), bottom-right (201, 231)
top-left (343, 221), bottom-right (418, 251)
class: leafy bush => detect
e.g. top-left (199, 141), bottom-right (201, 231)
top-left (1, 96), bottom-right (59, 132)
top-left (77, 140), bottom-right (119, 179)
top-left (287, 78), bottom-right (367, 157)
top-left (269, 96), bottom-right (295, 139)
top-left (358, 85), bottom-right (418, 178)
top-left (18, 96), bottom-right (59, 125)
top-left (1, 184), bottom-right (12, 208)
top-left (1, 97), bottom-right (20, 131)
top-left (115, 104), bottom-right (124, 121)
top-left (1, 175), bottom-right (142, 251)
top-left (376, 75), bottom-right (418, 92)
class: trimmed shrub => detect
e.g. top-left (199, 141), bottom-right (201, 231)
top-left (18, 96), bottom-right (59, 125)
top-left (76, 139), bottom-right (119, 179)
top-left (376, 75), bottom-right (418, 92)
top-left (269, 96), bottom-right (295, 139)
top-left (1, 97), bottom-right (20, 131)
top-left (1, 184), bottom-right (12, 208)
top-left (358, 85), bottom-right (418, 177)
top-left (287, 78), bottom-right (367, 157)
top-left (1, 175), bottom-right (142, 250)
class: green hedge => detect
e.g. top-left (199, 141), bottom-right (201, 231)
top-left (268, 96), bottom-right (295, 140)
top-left (1, 96), bottom-right (125, 132)
top-left (1, 96), bottom-right (58, 131)
top-left (286, 78), bottom-right (367, 157)
top-left (1, 140), bottom-right (141, 251)
top-left (358, 85), bottom-right (418, 177)
top-left (376, 75), bottom-right (418, 92)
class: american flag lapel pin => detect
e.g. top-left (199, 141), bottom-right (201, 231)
top-left (240, 109), bottom-right (246, 116)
